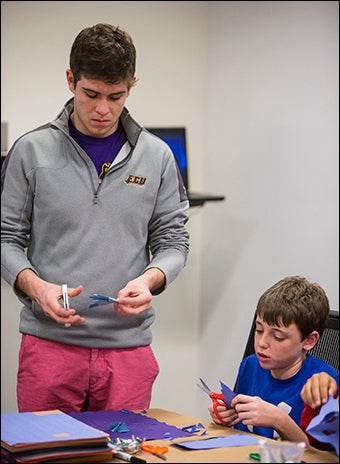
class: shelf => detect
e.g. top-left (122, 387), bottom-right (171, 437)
top-left (188, 193), bottom-right (226, 208)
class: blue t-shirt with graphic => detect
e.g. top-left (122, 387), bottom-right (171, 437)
top-left (233, 353), bottom-right (339, 439)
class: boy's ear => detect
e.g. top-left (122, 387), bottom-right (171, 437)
top-left (303, 330), bottom-right (320, 351)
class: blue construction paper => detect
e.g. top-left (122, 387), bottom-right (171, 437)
top-left (174, 434), bottom-right (259, 450)
top-left (109, 422), bottom-right (129, 432)
top-left (220, 380), bottom-right (236, 407)
top-left (306, 396), bottom-right (339, 455)
top-left (70, 410), bottom-right (194, 441)
top-left (182, 423), bottom-right (205, 434)
top-left (1, 410), bottom-right (109, 446)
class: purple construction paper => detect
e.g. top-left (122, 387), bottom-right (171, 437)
top-left (174, 434), bottom-right (259, 450)
top-left (70, 410), bottom-right (194, 441)
top-left (220, 380), bottom-right (236, 407)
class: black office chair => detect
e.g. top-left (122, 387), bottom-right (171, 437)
top-left (236, 309), bottom-right (339, 389)
top-left (308, 310), bottom-right (339, 370)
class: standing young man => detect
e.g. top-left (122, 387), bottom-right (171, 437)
top-left (1, 23), bottom-right (190, 413)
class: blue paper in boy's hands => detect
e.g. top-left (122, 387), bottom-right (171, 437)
top-left (306, 395), bottom-right (339, 455)
top-left (220, 380), bottom-right (237, 408)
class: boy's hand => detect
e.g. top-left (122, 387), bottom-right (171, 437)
top-left (231, 394), bottom-right (280, 428)
top-left (301, 372), bottom-right (338, 409)
top-left (208, 402), bottom-right (239, 426)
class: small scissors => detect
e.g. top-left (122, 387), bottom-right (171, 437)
top-left (140, 443), bottom-right (168, 460)
top-left (89, 293), bottom-right (119, 308)
top-left (197, 377), bottom-right (228, 425)
top-left (62, 284), bottom-right (71, 327)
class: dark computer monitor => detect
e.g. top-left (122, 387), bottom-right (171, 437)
top-left (146, 126), bottom-right (225, 207)
top-left (147, 127), bottom-right (189, 190)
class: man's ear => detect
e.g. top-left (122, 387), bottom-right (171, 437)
top-left (303, 330), bottom-right (320, 351)
top-left (66, 69), bottom-right (75, 93)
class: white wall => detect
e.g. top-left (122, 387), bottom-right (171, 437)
top-left (1, 1), bottom-right (338, 420)
top-left (197, 0), bottom-right (339, 420)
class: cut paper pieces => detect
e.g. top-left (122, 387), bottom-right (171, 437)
top-left (70, 410), bottom-right (194, 441)
top-left (306, 395), bottom-right (339, 455)
top-left (181, 423), bottom-right (207, 435)
top-left (220, 380), bottom-right (237, 408)
top-left (109, 422), bottom-right (129, 433)
top-left (174, 434), bottom-right (259, 450)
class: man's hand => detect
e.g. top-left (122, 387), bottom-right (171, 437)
top-left (115, 268), bottom-right (165, 316)
top-left (15, 269), bottom-right (85, 325)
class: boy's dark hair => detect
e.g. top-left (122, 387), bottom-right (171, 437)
top-left (256, 276), bottom-right (330, 340)
top-left (69, 23), bottom-right (136, 87)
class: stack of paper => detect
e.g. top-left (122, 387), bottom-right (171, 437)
top-left (1, 409), bottom-right (112, 463)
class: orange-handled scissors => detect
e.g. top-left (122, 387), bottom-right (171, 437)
top-left (140, 443), bottom-right (168, 460)
top-left (197, 377), bottom-right (229, 425)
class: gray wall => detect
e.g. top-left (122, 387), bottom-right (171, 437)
top-left (1, 1), bottom-right (338, 421)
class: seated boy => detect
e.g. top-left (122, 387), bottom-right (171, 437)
top-left (208, 276), bottom-right (339, 444)
top-left (300, 372), bottom-right (338, 451)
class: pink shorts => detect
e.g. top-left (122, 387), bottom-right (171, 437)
top-left (17, 334), bottom-right (159, 413)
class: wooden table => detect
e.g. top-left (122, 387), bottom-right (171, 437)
top-left (107, 408), bottom-right (338, 463)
